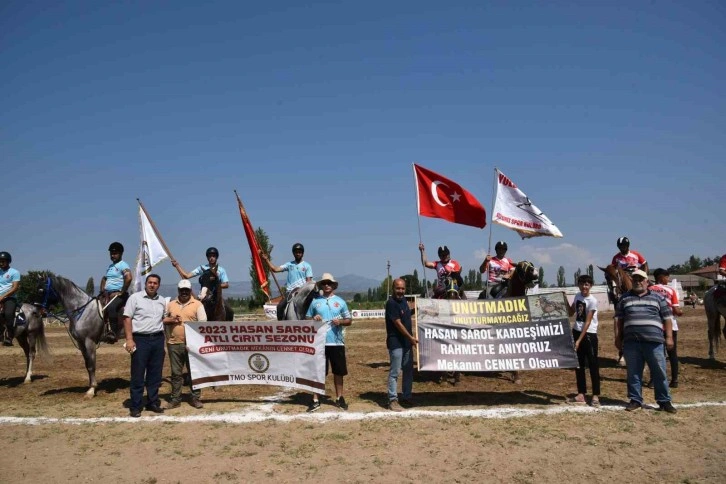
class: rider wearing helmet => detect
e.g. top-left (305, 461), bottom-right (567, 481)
top-left (0, 251), bottom-right (21, 346)
top-left (479, 241), bottom-right (515, 298)
top-left (419, 243), bottom-right (463, 297)
top-left (100, 242), bottom-right (132, 343)
top-left (172, 247), bottom-right (230, 296)
top-left (718, 254), bottom-right (726, 281)
top-left (261, 243), bottom-right (314, 320)
top-left (261, 243), bottom-right (314, 292)
top-left (611, 237), bottom-right (648, 274)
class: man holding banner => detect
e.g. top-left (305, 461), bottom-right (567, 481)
top-left (305, 273), bottom-right (352, 412)
top-left (386, 278), bottom-right (417, 412)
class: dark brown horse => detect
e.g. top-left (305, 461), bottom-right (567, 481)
top-left (435, 275), bottom-right (465, 385)
top-left (478, 260), bottom-right (538, 384)
top-left (199, 266), bottom-right (233, 321)
top-left (705, 285), bottom-right (726, 360)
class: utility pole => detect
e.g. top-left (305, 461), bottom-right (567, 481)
top-left (386, 260), bottom-right (391, 297)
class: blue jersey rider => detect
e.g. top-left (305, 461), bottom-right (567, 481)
top-left (100, 242), bottom-right (132, 344)
top-left (261, 242), bottom-right (314, 320)
top-left (0, 251), bottom-right (21, 346)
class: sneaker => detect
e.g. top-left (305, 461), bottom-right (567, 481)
top-left (670, 380), bottom-right (679, 388)
top-left (388, 400), bottom-right (404, 412)
top-left (129, 409), bottom-right (142, 418)
top-left (189, 398), bottom-right (204, 409)
top-left (624, 400), bottom-right (642, 412)
top-left (590, 396), bottom-right (601, 407)
top-left (165, 400), bottom-right (181, 410)
top-left (570, 394), bottom-right (586, 405)
top-left (145, 404), bottom-right (164, 414)
top-left (336, 396), bottom-right (348, 410)
top-left (659, 402), bottom-right (677, 414)
top-left (306, 400), bottom-right (321, 413)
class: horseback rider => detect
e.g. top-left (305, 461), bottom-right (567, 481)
top-left (479, 241), bottom-right (515, 298)
top-left (611, 236), bottom-right (649, 275)
top-left (419, 243), bottom-right (463, 298)
top-left (718, 254), bottom-right (726, 281)
top-left (0, 251), bottom-right (21, 346)
top-left (172, 247), bottom-right (230, 300)
top-left (261, 243), bottom-right (314, 319)
top-left (100, 242), bottom-right (132, 344)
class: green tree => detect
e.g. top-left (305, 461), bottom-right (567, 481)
top-left (249, 227), bottom-right (274, 307)
top-left (557, 266), bottom-right (566, 288)
top-left (17, 270), bottom-right (56, 305)
top-left (538, 267), bottom-right (545, 285)
top-left (573, 268), bottom-right (582, 285)
top-left (587, 264), bottom-right (594, 280)
top-left (85, 276), bottom-right (95, 296)
top-left (353, 293), bottom-right (362, 303)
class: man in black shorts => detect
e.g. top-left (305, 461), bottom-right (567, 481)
top-left (305, 273), bottom-right (353, 412)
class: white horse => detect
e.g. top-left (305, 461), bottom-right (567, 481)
top-left (7, 303), bottom-right (50, 383)
top-left (277, 282), bottom-right (318, 321)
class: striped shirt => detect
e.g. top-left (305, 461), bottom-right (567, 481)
top-left (615, 289), bottom-right (672, 343)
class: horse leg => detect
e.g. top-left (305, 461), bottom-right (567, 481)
top-left (79, 339), bottom-right (98, 398)
top-left (511, 371), bottom-right (522, 385)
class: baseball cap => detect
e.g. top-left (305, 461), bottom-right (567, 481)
top-left (178, 279), bottom-right (192, 289)
top-left (631, 269), bottom-right (648, 279)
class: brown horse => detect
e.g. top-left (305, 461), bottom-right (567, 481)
top-left (478, 260), bottom-right (538, 384)
top-left (598, 265), bottom-right (633, 306)
top-left (705, 285), bottom-right (726, 360)
top-left (435, 275), bottom-right (465, 385)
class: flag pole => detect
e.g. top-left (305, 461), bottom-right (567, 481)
top-left (234, 190), bottom-right (283, 301)
top-left (412, 163), bottom-right (430, 297)
top-left (136, 198), bottom-right (175, 262)
top-left (483, 168), bottom-right (498, 298)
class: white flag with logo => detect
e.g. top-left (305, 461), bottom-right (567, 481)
top-left (133, 205), bottom-right (169, 291)
top-left (492, 169), bottom-right (563, 239)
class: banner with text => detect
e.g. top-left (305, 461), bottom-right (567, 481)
top-left (186, 320), bottom-right (327, 394)
top-left (416, 293), bottom-right (577, 372)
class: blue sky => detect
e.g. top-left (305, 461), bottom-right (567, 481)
top-left (2, 1), bottom-right (724, 290)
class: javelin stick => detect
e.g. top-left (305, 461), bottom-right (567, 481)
top-left (483, 167), bottom-right (498, 298)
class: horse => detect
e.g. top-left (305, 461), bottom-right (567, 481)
top-left (2, 303), bottom-right (50, 383)
top-left (598, 264), bottom-right (634, 366)
top-left (478, 260), bottom-right (538, 384)
top-left (434, 274), bottom-right (465, 385)
top-left (704, 284), bottom-right (726, 360)
top-left (276, 282), bottom-right (318, 321)
top-left (33, 273), bottom-right (106, 397)
top-left (598, 264), bottom-right (633, 306)
top-left (198, 266), bottom-right (234, 321)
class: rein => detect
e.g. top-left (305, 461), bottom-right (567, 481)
top-left (39, 276), bottom-right (98, 324)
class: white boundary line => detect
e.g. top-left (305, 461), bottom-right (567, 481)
top-left (1, 401), bottom-right (724, 426)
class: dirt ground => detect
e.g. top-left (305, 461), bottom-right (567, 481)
top-left (1, 306), bottom-right (725, 483)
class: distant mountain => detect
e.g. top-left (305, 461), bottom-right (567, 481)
top-left (157, 274), bottom-right (380, 299)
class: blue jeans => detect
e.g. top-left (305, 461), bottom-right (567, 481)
top-left (623, 339), bottom-right (671, 405)
top-left (129, 332), bottom-right (166, 411)
top-left (388, 347), bottom-right (413, 402)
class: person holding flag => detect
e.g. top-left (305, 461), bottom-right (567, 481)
top-left (479, 241), bottom-right (515, 299)
top-left (172, 247), bottom-right (230, 299)
top-left (419, 243), bottom-right (463, 298)
top-left (100, 242), bottom-right (132, 343)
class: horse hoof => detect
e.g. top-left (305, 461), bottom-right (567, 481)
top-left (514, 379), bottom-right (522, 385)
top-left (23, 378), bottom-right (31, 384)
top-left (84, 389), bottom-right (96, 399)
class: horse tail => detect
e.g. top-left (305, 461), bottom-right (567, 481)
top-left (35, 322), bottom-right (52, 361)
top-left (705, 289), bottom-right (721, 353)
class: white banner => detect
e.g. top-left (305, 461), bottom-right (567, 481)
top-left (186, 320), bottom-right (326, 394)
top-left (492, 169), bottom-right (563, 239)
top-left (133, 205), bottom-right (170, 291)
top-left (263, 305), bottom-right (386, 320)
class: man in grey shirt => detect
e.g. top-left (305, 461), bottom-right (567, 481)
top-left (123, 273), bottom-right (167, 418)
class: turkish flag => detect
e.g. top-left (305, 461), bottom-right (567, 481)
top-left (414, 164), bottom-right (487, 229)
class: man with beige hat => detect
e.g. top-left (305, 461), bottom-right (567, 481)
top-left (305, 272), bottom-right (352, 412)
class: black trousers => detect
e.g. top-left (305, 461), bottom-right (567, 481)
top-left (573, 330), bottom-right (601, 396)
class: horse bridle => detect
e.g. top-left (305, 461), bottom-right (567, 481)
top-left (38, 275), bottom-right (97, 321)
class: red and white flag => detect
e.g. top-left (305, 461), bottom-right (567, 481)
top-left (492, 169), bottom-right (563, 238)
top-left (414, 164), bottom-right (487, 229)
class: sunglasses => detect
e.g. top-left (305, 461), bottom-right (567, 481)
top-left (320, 281), bottom-right (334, 286)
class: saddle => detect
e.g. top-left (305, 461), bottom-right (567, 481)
top-left (100, 291), bottom-right (128, 338)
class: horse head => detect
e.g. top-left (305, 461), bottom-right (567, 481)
top-left (513, 261), bottom-right (538, 286)
top-left (599, 265), bottom-right (632, 304)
